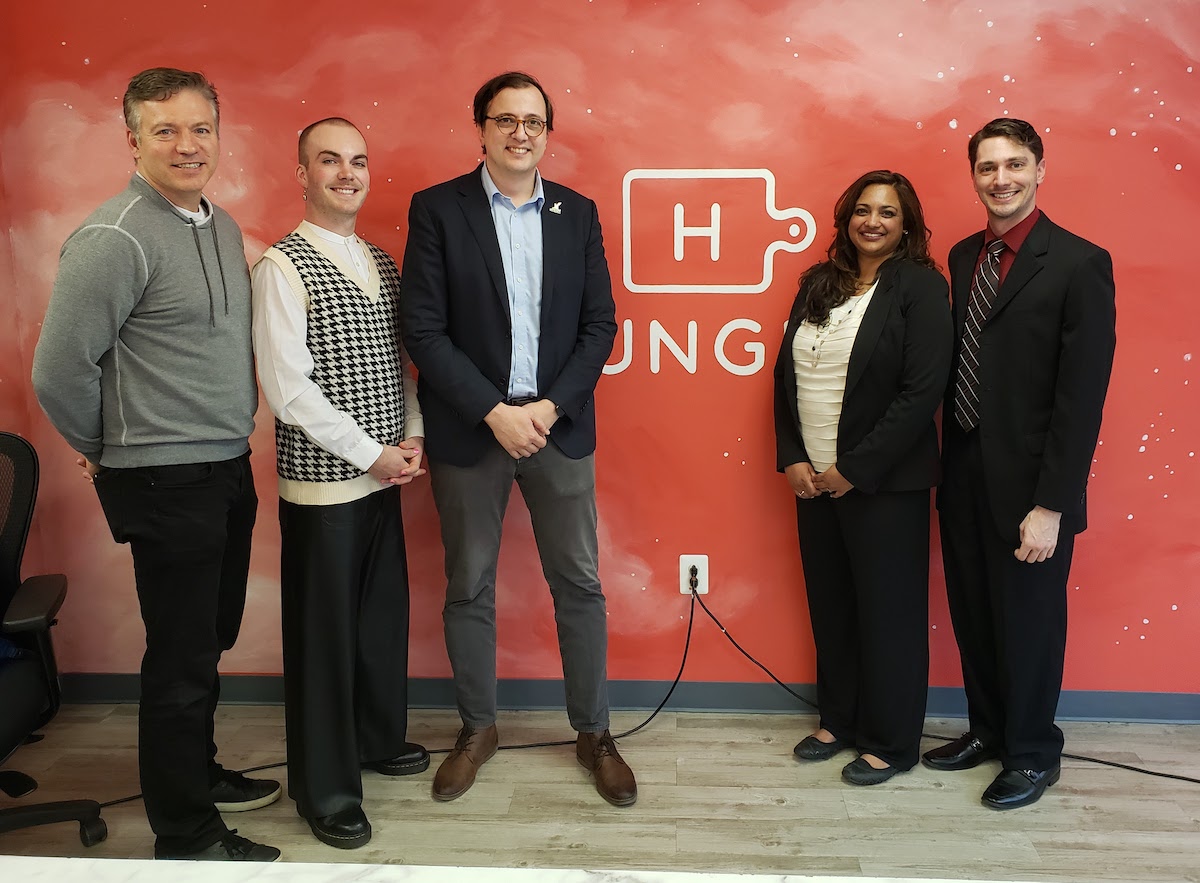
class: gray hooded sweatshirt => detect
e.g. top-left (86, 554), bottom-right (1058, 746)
top-left (32, 174), bottom-right (257, 468)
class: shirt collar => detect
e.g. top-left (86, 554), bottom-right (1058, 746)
top-left (299, 219), bottom-right (359, 247)
top-left (989, 207), bottom-right (1041, 254)
top-left (480, 162), bottom-right (544, 210)
top-left (135, 171), bottom-right (212, 224)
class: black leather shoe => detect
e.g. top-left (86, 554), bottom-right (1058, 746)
top-left (306, 806), bottom-right (371, 849)
top-left (921, 732), bottom-right (999, 771)
top-left (364, 741), bottom-right (430, 776)
top-left (981, 765), bottom-right (1060, 810)
top-left (841, 756), bottom-right (899, 786)
top-left (793, 734), bottom-right (851, 761)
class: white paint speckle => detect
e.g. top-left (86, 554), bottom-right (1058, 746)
top-left (1176, 164), bottom-right (1183, 171)
top-left (1110, 128), bottom-right (1118, 136)
top-left (1138, 446), bottom-right (1146, 452)
top-left (1172, 604), bottom-right (1179, 611)
top-left (949, 119), bottom-right (958, 129)
top-left (1143, 618), bottom-right (1150, 624)
top-left (938, 71), bottom-right (945, 79)
top-left (1127, 514), bottom-right (1134, 520)
top-left (916, 121), bottom-right (924, 129)
top-left (723, 452), bottom-right (729, 458)
top-left (986, 20), bottom-right (993, 27)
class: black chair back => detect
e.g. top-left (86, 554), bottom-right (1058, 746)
top-left (0, 433), bottom-right (39, 622)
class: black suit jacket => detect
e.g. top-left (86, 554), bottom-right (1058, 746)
top-left (400, 169), bottom-right (617, 467)
top-left (939, 212), bottom-right (1117, 536)
top-left (773, 259), bottom-right (953, 494)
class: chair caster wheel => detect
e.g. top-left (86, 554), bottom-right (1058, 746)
top-left (79, 817), bottom-right (107, 846)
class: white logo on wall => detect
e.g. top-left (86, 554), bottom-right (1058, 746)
top-left (621, 168), bottom-right (816, 294)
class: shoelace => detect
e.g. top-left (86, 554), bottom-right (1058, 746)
top-left (448, 727), bottom-right (479, 759)
top-left (218, 830), bottom-right (256, 859)
top-left (592, 733), bottom-right (623, 764)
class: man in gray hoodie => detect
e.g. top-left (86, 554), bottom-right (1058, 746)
top-left (32, 68), bottom-right (280, 862)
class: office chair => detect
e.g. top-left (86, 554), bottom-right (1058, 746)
top-left (0, 431), bottom-right (106, 846)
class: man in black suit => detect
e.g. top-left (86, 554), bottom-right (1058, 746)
top-left (924, 118), bottom-right (1116, 809)
top-left (400, 71), bottom-right (634, 807)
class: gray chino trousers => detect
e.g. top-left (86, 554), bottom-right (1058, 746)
top-left (429, 441), bottom-right (610, 733)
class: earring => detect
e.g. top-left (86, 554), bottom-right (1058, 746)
top-left (302, 191), bottom-right (307, 202)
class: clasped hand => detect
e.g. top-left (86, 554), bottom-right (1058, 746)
top-left (785, 463), bottom-right (854, 499)
top-left (368, 437), bottom-right (426, 485)
top-left (486, 400), bottom-right (559, 459)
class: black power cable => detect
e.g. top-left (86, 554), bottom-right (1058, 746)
top-left (95, 576), bottom-right (1197, 809)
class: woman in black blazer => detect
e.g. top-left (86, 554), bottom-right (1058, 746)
top-left (773, 170), bottom-right (953, 785)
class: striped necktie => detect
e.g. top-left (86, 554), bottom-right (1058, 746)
top-left (953, 238), bottom-right (1007, 432)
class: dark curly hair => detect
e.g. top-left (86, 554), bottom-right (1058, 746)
top-left (794, 170), bottom-right (936, 326)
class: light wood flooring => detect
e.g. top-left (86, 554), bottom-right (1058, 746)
top-left (2, 706), bottom-right (1198, 881)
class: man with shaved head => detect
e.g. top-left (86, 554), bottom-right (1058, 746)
top-left (252, 117), bottom-right (428, 849)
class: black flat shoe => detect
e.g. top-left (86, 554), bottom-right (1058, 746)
top-left (981, 765), bottom-right (1060, 810)
top-left (921, 732), bottom-right (999, 771)
top-left (841, 756), bottom-right (899, 786)
top-left (364, 741), bottom-right (431, 776)
top-left (307, 806), bottom-right (371, 849)
top-left (793, 734), bottom-right (851, 761)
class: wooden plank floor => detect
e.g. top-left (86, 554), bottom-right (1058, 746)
top-left (1, 706), bottom-right (1197, 881)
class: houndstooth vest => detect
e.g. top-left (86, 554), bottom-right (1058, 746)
top-left (271, 233), bottom-right (405, 483)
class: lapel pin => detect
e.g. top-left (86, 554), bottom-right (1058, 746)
top-left (549, 202), bottom-right (562, 214)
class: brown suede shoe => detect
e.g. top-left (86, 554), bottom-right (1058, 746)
top-left (432, 724), bottom-right (498, 801)
top-left (576, 730), bottom-right (637, 807)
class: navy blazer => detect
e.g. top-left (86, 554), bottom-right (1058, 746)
top-left (939, 213), bottom-right (1116, 536)
top-left (400, 169), bottom-right (617, 467)
top-left (774, 259), bottom-right (953, 494)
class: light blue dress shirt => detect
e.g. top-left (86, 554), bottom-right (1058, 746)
top-left (481, 163), bottom-right (545, 400)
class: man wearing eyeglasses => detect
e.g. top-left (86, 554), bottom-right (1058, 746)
top-left (401, 71), bottom-right (632, 807)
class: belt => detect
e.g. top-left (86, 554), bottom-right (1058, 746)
top-left (506, 396), bottom-right (538, 406)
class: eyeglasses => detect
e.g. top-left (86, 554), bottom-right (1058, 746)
top-left (486, 115), bottom-right (547, 137)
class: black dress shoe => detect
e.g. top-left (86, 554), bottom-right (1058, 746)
top-left (793, 734), bottom-right (851, 761)
top-left (307, 806), bottom-right (371, 849)
top-left (364, 741), bottom-right (430, 776)
top-left (921, 732), bottom-right (999, 771)
top-left (841, 756), bottom-right (899, 786)
top-left (981, 765), bottom-right (1060, 810)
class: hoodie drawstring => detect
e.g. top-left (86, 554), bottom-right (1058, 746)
top-left (189, 219), bottom-right (231, 327)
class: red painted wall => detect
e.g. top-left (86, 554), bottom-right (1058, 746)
top-left (2, 0), bottom-right (1197, 694)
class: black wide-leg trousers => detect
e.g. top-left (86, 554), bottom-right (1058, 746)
top-left (278, 486), bottom-right (411, 819)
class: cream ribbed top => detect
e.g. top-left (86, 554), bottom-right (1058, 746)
top-left (790, 282), bottom-right (877, 472)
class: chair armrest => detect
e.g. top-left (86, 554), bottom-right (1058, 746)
top-left (1, 575), bottom-right (68, 634)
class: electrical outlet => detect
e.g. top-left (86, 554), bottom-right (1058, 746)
top-left (679, 554), bottom-right (709, 595)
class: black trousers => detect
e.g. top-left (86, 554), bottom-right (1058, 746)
top-left (278, 486), bottom-right (411, 819)
top-left (939, 428), bottom-right (1075, 772)
top-left (94, 453), bottom-right (256, 856)
top-left (794, 488), bottom-right (931, 770)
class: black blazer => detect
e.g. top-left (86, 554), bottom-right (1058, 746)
top-left (939, 212), bottom-right (1116, 536)
top-left (773, 259), bottom-right (953, 494)
top-left (400, 169), bottom-right (617, 467)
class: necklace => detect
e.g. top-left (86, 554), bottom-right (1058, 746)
top-left (807, 290), bottom-right (870, 368)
